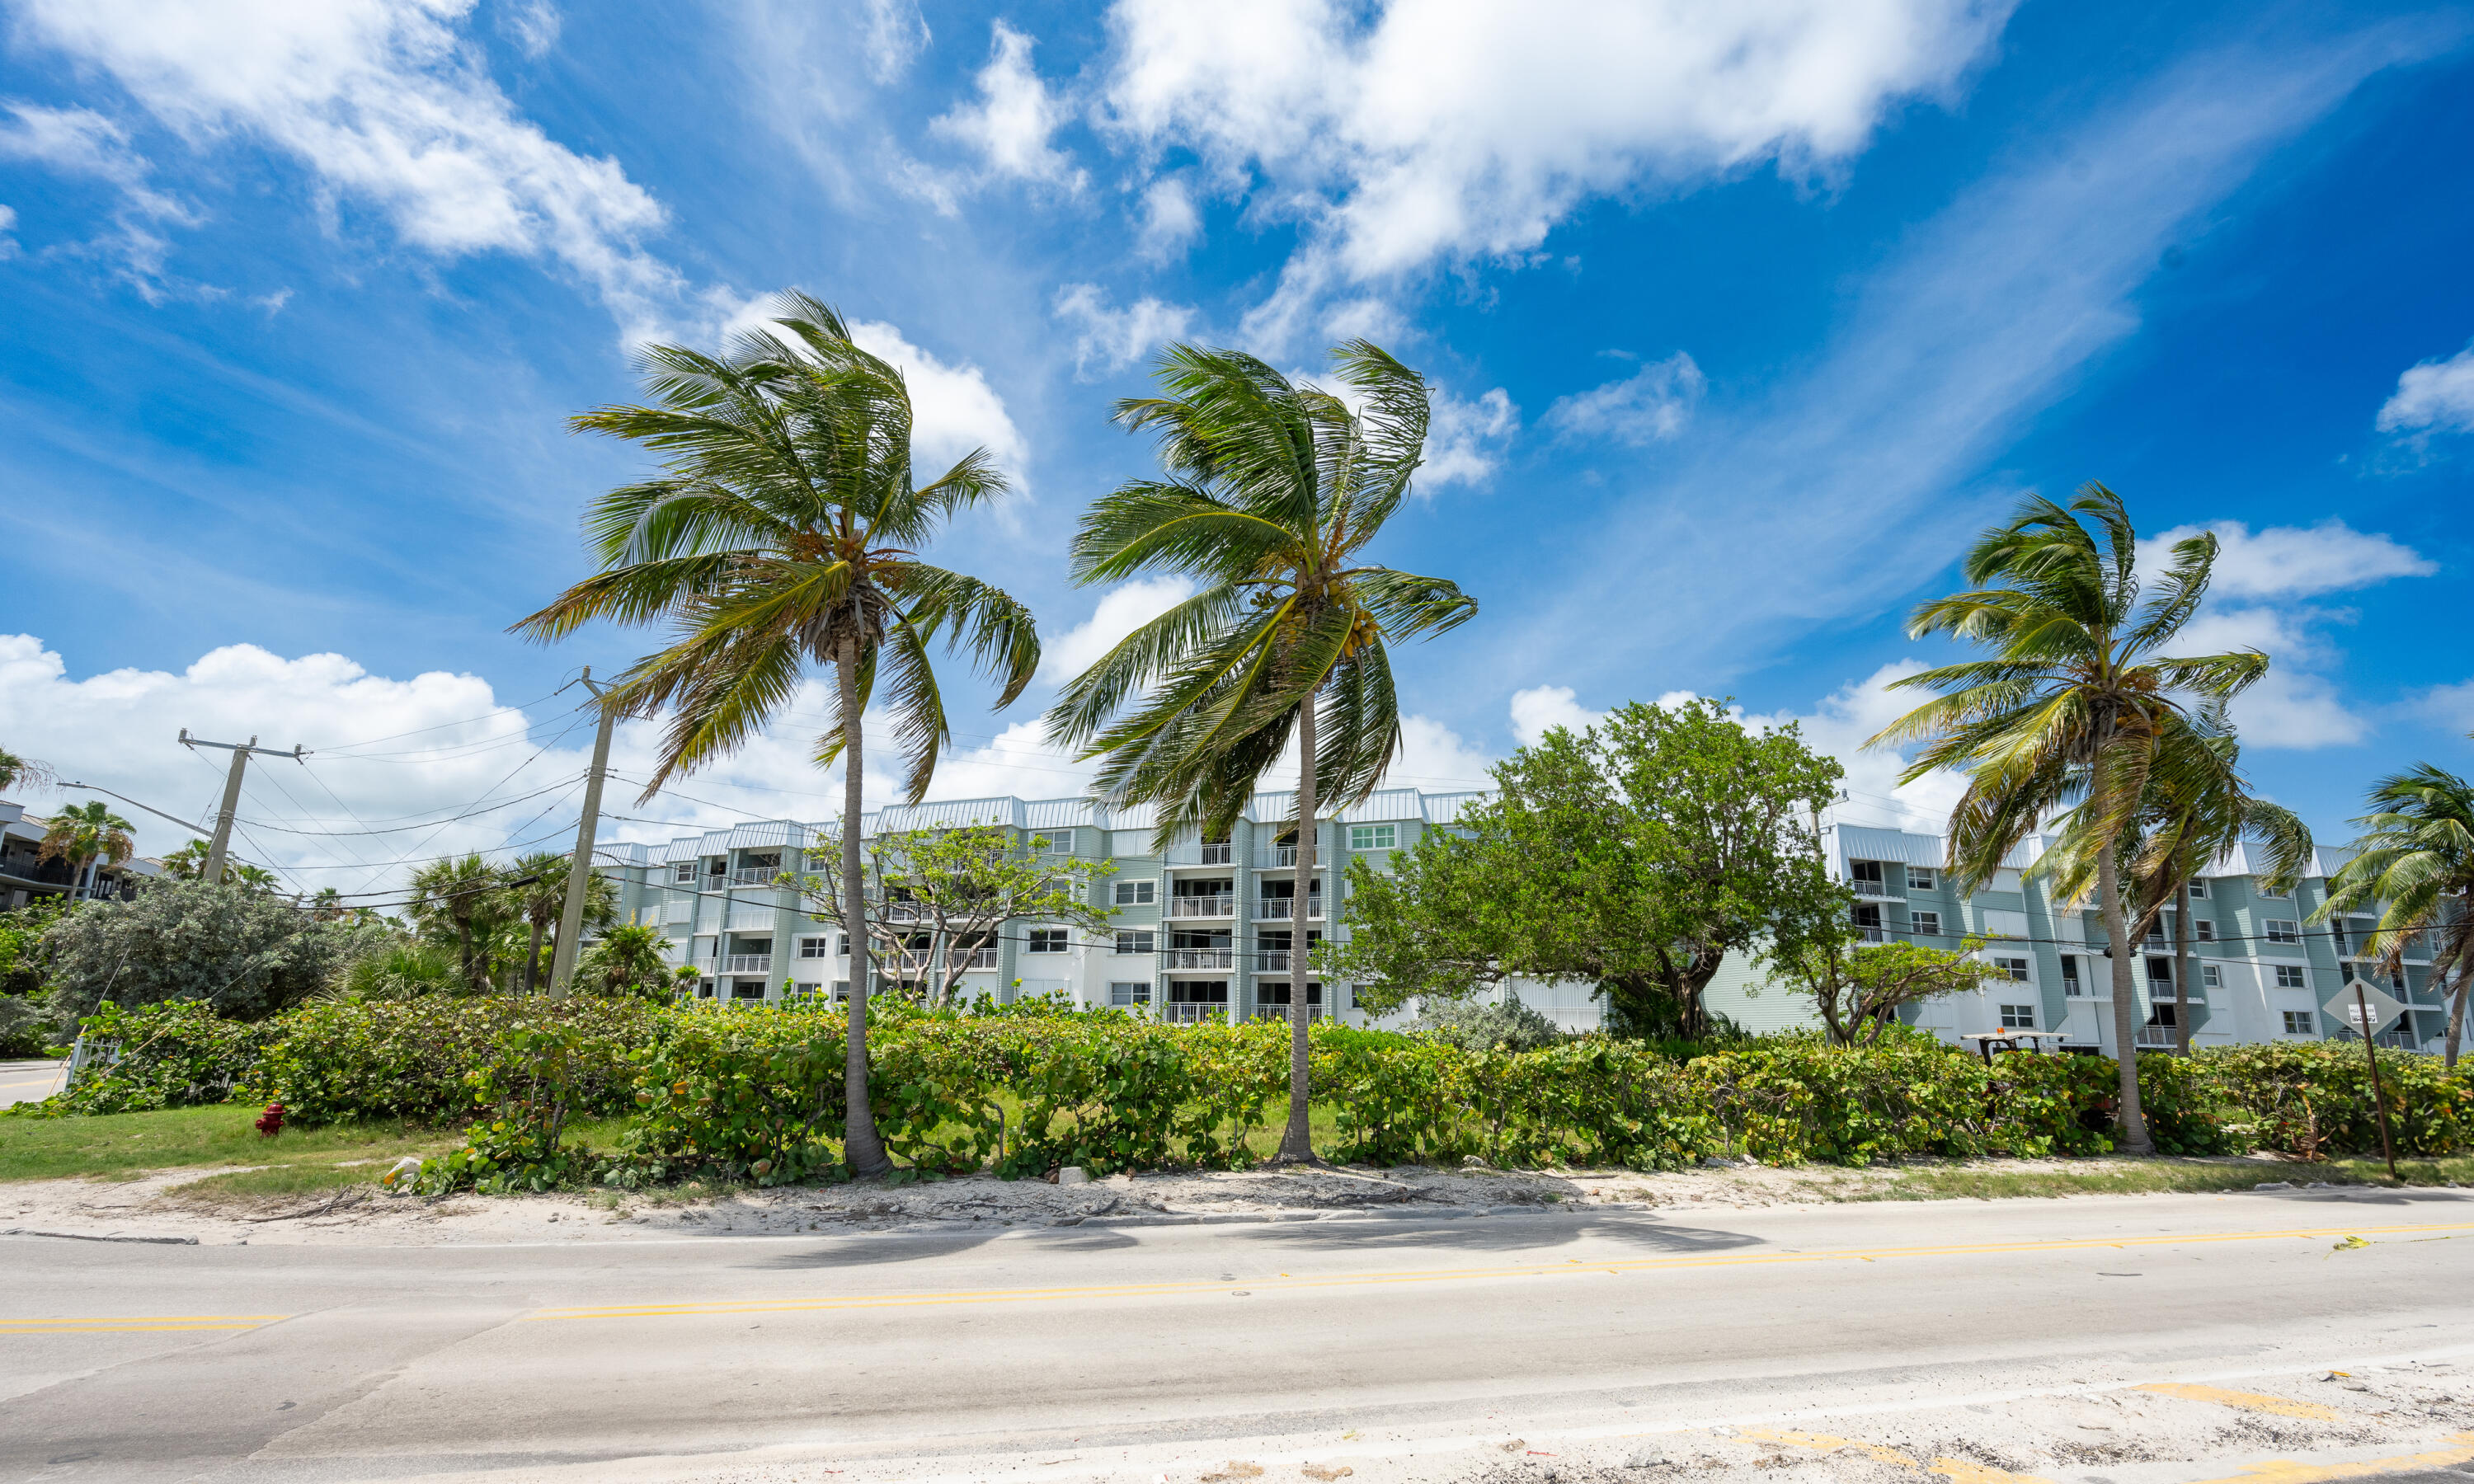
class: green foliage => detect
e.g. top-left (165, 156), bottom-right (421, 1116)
top-left (1406, 996), bottom-right (1564, 1053)
top-left (1758, 935), bottom-right (2011, 1046)
top-left (412, 1021), bottom-right (604, 1194)
top-left (43, 881), bottom-right (379, 1020)
top-left (574, 923), bottom-right (684, 1000)
top-left (326, 936), bottom-right (462, 1001)
top-left (5, 999), bottom-right (280, 1117)
top-left (249, 997), bottom-right (656, 1126)
top-left (608, 1003), bottom-right (853, 1187)
top-left (1331, 697), bottom-right (1845, 1040)
top-left (2203, 1040), bottom-right (2473, 1158)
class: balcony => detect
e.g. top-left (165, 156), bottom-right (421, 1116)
top-left (1167, 948), bottom-right (1234, 970)
top-left (1169, 895), bottom-right (1236, 918)
top-left (1851, 877), bottom-right (1902, 899)
top-left (0, 855), bottom-right (75, 888)
top-left (729, 866), bottom-right (783, 886)
top-left (879, 900), bottom-right (928, 924)
top-left (1856, 926), bottom-right (1885, 944)
top-left (1258, 950), bottom-right (1291, 972)
top-left (1254, 895), bottom-right (1323, 922)
top-left (959, 946), bottom-right (999, 970)
top-left (1163, 1002), bottom-right (1223, 1024)
top-left (720, 954), bottom-right (772, 974)
top-left (1258, 846), bottom-right (1297, 869)
top-left (1253, 1006), bottom-right (1324, 1024)
top-left (883, 951), bottom-right (933, 973)
top-left (2133, 1026), bottom-right (2181, 1049)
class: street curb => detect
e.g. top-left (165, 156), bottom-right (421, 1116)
top-left (3, 1227), bottom-right (200, 1245)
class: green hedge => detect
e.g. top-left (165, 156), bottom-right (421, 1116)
top-left (12, 1001), bottom-right (2469, 1190)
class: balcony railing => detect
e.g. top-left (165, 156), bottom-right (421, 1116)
top-left (720, 954), bottom-right (772, 974)
top-left (1169, 895), bottom-right (1236, 918)
top-left (1856, 926), bottom-right (1885, 944)
top-left (0, 855), bottom-right (75, 887)
top-left (880, 900), bottom-right (927, 924)
top-left (959, 947), bottom-right (998, 969)
top-left (1258, 846), bottom-right (1297, 868)
top-left (730, 866), bottom-right (782, 886)
top-left (1254, 895), bottom-right (1323, 921)
top-left (2133, 1026), bottom-right (2181, 1049)
top-left (1163, 1001), bottom-right (1223, 1024)
top-left (1851, 877), bottom-right (1902, 899)
top-left (1258, 950), bottom-right (1291, 972)
top-left (1253, 1006), bottom-right (1324, 1023)
top-left (1199, 843), bottom-right (1231, 866)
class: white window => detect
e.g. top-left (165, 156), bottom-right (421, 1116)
top-left (798, 936), bottom-right (832, 960)
top-left (1113, 880), bottom-right (1155, 905)
top-left (2186, 878), bottom-right (2210, 899)
top-left (2201, 964), bottom-right (2222, 989)
top-left (1907, 867), bottom-right (1935, 890)
top-left (1980, 909), bottom-right (2030, 941)
top-left (1348, 824), bottom-right (1397, 852)
top-left (2282, 1010), bottom-right (2316, 1036)
top-left (2059, 957), bottom-right (2082, 996)
top-left (1115, 929), bottom-right (1155, 956)
top-left (1850, 860), bottom-right (1884, 885)
top-left (2264, 919), bottom-right (2300, 944)
top-left (673, 862), bottom-right (696, 884)
top-left (1028, 928), bottom-right (1069, 954)
top-left (2257, 880), bottom-right (2291, 899)
top-left (1039, 829), bottom-right (1077, 856)
top-left (1999, 1004), bottom-right (2036, 1029)
top-left (1910, 910), bottom-right (1941, 937)
top-left (1109, 982), bottom-right (1150, 1007)
top-left (832, 980), bottom-right (849, 1002)
top-left (1994, 956), bottom-right (2030, 982)
top-left (2194, 920), bottom-right (2215, 942)
top-left (2274, 965), bottom-right (2307, 989)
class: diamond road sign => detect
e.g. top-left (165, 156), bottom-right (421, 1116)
top-left (2323, 981), bottom-right (2409, 1036)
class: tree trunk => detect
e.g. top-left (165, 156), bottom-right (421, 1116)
top-left (839, 636), bottom-right (891, 1176)
top-left (2096, 840), bottom-right (2155, 1154)
top-left (1272, 697), bottom-right (1320, 1165)
top-left (2445, 969), bottom-right (2467, 1073)
top-left (2173, 881), bottom-right (2194, 1057)
top-left (524, 919), bottom-right (547, 995)
top-left (457, 921), bottom-right (477, 993)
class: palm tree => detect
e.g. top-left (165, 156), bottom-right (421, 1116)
top-left (1869, 483), bottom-right (2272, 1155)
top-left (576, 923), bottom-right (678, 999)
top-left (1047, 341), bottom-right (1478, 1165)
top-left (37, 801), bottom-right (135, 901)
top-left (507, 851), bottom-right (615, 993)
top-left (230, 863), bottom-right (282, 894)
top-left (512, 290), bottom-right (1039, 1176)
top-left (0, 746), bottom-right (56, 795)
top-left (408, 854), bottom-right (508, 992)
top-left (2316, 751), bottom-right (2474, 1067)
top-left (2044, 721), bottom-right (2312, 1054)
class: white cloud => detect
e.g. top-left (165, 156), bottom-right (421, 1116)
top-left (1053, 283), bottom-right (1196, 376)
top-left (1420, 386), bottom-right (1519, 489)
top-left (845, 319), bottom-right (1030, 483)
top-left (11, 0), bottom-right (687, 335)
top-left (1101, 0), bottom-right (2010, 343)
top-left (1735, 661), bottom-right (1968, 834)
top-left (0, 101), bottom-right (196, 286)
top-left (929, 21), bottom-right (1082, 189)
top-left (2171, 604), bottom-right (2368, 749)
top-left (1136, 176), bottom-right (1201, 261)
top-left (2147, 519), bottom-right (2434, 599)
top-left (2411, 679), bottom-right (2474, 734)
top-left (1388, 714), bottom-right (1497, 791)
top-left (860, 0), bottom-right (932, 82)
top-left (2376, 341), bottom-right (2474, 435)
top-left (1507, 685), bottom-right (1606, 747)
top-left (1038, 578), bottom-right (1196, 684)
top-left (0, 204), bottom-right (16, 258)
top-left (1542, 352), bottom-right (1706, 446)
top-left (496, 0), bottom-right (560, 58)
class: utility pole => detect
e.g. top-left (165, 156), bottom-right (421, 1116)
top-left (179, 731), bottom-right (307, 884)
top-left (547, 669), bottom-right (618, 998)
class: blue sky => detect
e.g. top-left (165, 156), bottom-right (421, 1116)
top-left (2, 0), bottom-right (2472, 892)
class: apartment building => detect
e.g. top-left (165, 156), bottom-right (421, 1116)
top-left (1706, 823), bottom-right (2449, 1053)
top-left (592, 788), bottom-right (1603, 1029)
top-left (0, 800), bottom-right (160, 909)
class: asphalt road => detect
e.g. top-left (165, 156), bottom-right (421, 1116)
top-left (4, 1186), bottom-right (2471, 1484)
top-left (0, 1059), bottom-right (66, 1108)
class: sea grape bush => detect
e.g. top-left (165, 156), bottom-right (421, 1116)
top-left (12, 999), bottom-right (2467, 1191)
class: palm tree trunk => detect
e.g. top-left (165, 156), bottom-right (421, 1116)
top-left (2173, 881), bottom-right (2194, 1057)
top-left (2445, 970), bottom-right (2467, 1073)
top-left (457, 920), bottom-right (477, 993)
top-left (2096, 842), bottom-right (2155, 1154)
top-left (524, 919), bottom-right (547, 995)
top-left (839, 636), bottom-right (892, 1176)
top-left (1272, 699), bottom-right (1319, 1164)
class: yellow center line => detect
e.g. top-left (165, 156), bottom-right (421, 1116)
top-left (0, 1324), bottom-right (272, 1334)
top-left (2136, 1382), bottom-right (2346, 1421)
top-left (522, 1219), bottom-right (2468, 1323)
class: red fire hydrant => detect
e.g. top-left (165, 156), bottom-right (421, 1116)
top-left (255, 1102), bottom-right (285, 1139)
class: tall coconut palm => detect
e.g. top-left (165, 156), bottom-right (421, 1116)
top-left (37, 801), bottom-right (134, 901)
top-left (0, 747), bottom-right (56, 796)
top-left (2316, 750), bottom-right (2474, 1067)
top-left (1047, 341), bottom-right (1478, 1165)
top-left (513, 290), bottom-right (1039, 1177)
top-left (408, 853), bottom-right (509, 992)
top-left (508, 851), bottom-right (615, 993)
top-left (1868, 483), bottom-right (2272, 1155)
top-left (2044, 721), bottom-right (2312, 1054)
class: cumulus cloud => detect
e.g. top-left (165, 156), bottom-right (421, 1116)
top-left (1136, 176), bottom-right (1201, 261)
top-left (1053, 283), bottom-right (1196, 375)
top-left (2146, 518), bottom-right (2434, 598)
top-left (1099, 0), bottom-right (2010, 341)
top-left (1420, 386), bottom-right (1519, 489)
top-left (1037, 578), bottom-right (1196, 683)
top-left (1542, 352), bottom-right (1706, 446)
top-left (2171, 604), bottom-right (2369, 749)
top-left (9, 0), bottom-right (688, 334)
top-left (929, 21), bottom-right (1083, 189)
top-left (1507, 685), bottom-right (1606, 747)
top-left (1734, 662), bottom-right (1968, 834)
top-left (2376, 341), bottom-right (2474, 435)
top-left (844, 319), bottom-right (1031, 483)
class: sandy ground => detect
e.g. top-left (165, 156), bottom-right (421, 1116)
top-left (0, 1151), bottom-right (2349, 1247)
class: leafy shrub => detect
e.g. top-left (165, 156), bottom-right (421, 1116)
top-left (606, 1002), bottom-right (851, 1186)
top-left (2202, 1041), bottom-right (2472, 1158)
top-left (250, 997), bottom-right (657, 1125)
top-left (44, 881), bottom-right (387, 1020)
top-left (5, 999), bottom-right (279, 1116)
top-left (1407, 996), bottom-right (1564, 1053)
top-left (326, 937), bottom-right (463, 1001)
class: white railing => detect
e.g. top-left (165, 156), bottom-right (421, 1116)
top-left (960, 947), bottom-right (998, 969)
top-left (1168, 948), bottom-right (1234, 969)
top-left (1856, 926), bottom-right (1885, 943)
top-left (1258, 846), bottom-right (1297, 869)
top-left (1163, 1001), bottom-right (1223, 1024)
top-left (2133, 1026), bottom-right (2181, 1048)
top-left (730, 866), bottom-right (783, 886)
top-left (879, 900), bottom-right (927, 924)
top-left (1169, 895), bottom-right (1235, 918)
top-left (883, 951), bottom-right (932, 972)
top-left (1199, 843), bottom-right (1231, 866)
top-left (1258, 950), bottom-right (1291, 971)
top-left (1255, 895), bottom-right (1322, 921)
top-left (1253, 1005), bottom-right (1323, 1023)
top-left (721, 954), bottom-right (771, 974)
top-left (1851, 878), bottom-right (1902, 899)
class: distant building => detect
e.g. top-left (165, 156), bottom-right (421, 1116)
top-left (1705, 824), bottom-right (2448, 1054)
top-left (0, 800), bottom-right (162, 909)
